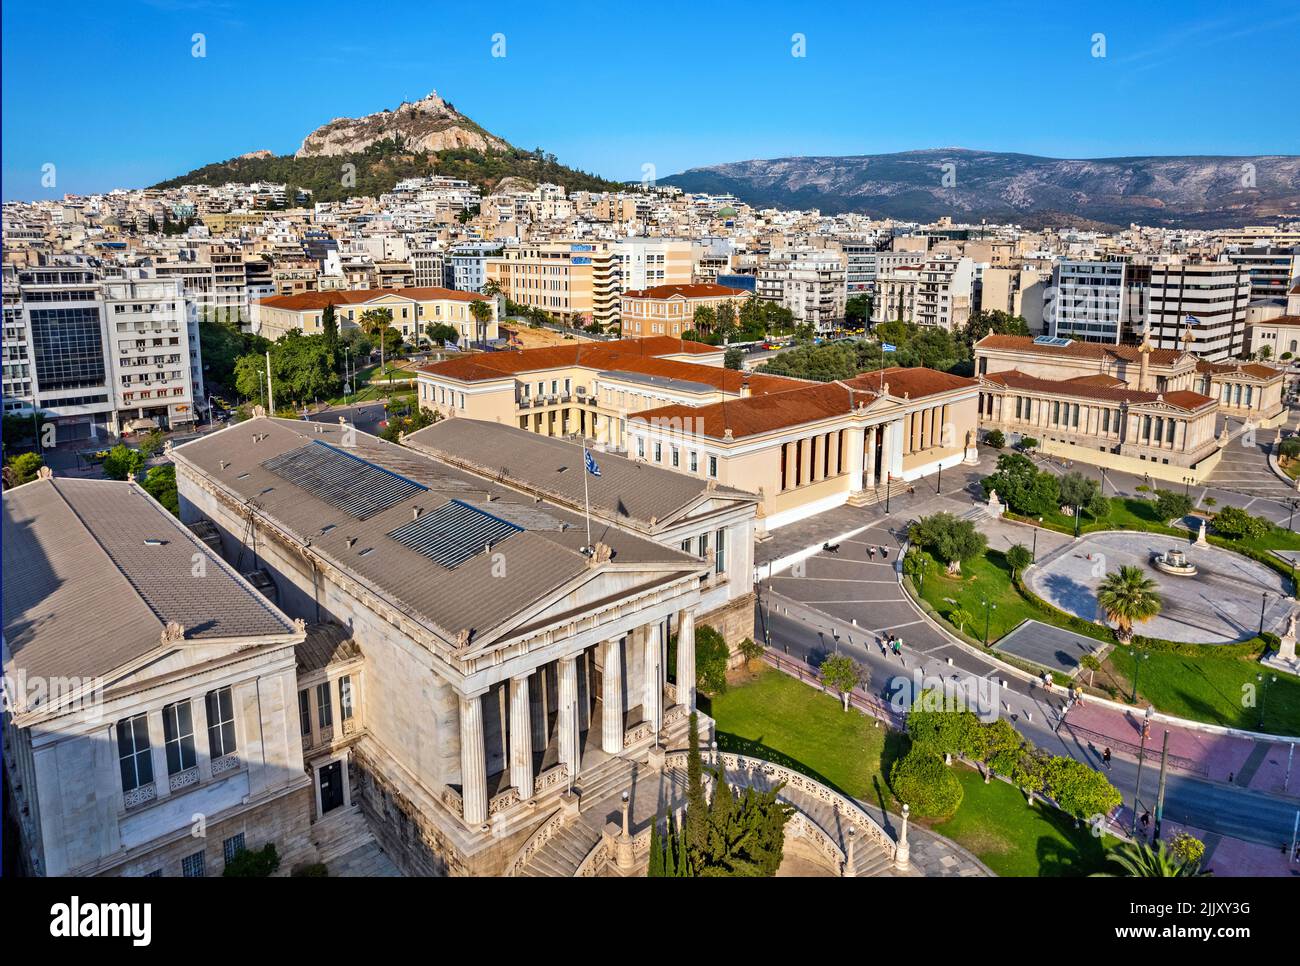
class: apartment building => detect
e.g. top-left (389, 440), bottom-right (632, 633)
top-left (620, 283), bottom-right (749, 338)
top-left (410, 244), bottom-right (451, 289)
top-left (104, 275), bottom-right (202, 432)
top-left (757, 248), bottom-right (847, 330)
top-left (449, 241), bottom-right (503, 293)
top-left (612, 238), bottom-right (693, 293)
top-left (977, 266), bottom-right (1047, 332)
top-left (873, 255), bottom-right (974, 330)
top-left (1223, 246), bottom-right (1299, 302)
top-left (1147, 261), bottom-right (1251, 360)
top-left (487, 241), bottom-right (620, 326)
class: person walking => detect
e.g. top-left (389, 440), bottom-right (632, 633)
top-left (868, 545), bottom-right (876, 561)
top-left (1102, 747), bottom-right (1112, 770)
top-left (892, 637), bottom-right (902, 657)
top-left (881, 546), bottom-right (889, 560)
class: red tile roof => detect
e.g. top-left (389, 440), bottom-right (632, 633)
top-left (975, 334), bottom-right (1189, 367)
top-left (1195, 359), bottom-right (1283, 380)
top-left (258, 287), bottom-right (488, 311)
top-left (417, 337), bottom-right (732, 384)
top-left (621, 284), bottom-right (750, 300)
top-left (984, 370), bottom-right (1214, 410)
top-left (636, 368), bottom-right (976, 440)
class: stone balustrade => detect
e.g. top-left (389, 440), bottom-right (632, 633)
top-left (505, 810), bottom-right (566, 877)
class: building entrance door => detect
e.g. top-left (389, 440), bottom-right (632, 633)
top-left (319, 761), bottom-right (345, 814)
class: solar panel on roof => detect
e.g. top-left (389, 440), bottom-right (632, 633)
top-left (1032, 335), bottom-right (1073, 347)
top-left (262, 440), bottom-right (426, 519)
top-left (388, 499), bottom-right (522, 569)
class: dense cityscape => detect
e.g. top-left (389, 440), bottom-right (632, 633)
top-left (1, 0), bottom-right (1297, 946)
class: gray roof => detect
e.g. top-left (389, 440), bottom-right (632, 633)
top-left (296, 622), bottom-right (360, 674)
top-left (597, 369), bottom-right (720, 394)
top-left (403, 418), bottom-right (756, 531)
top-left (2, 478), bottom-right (298, 686)
top-left (171, 418), bottom-right (702, 647)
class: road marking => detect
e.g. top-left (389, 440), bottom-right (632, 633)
top-left (769, 576), bottom-right (899, 584)
top-left (800, 598), bottom-right (913, 605)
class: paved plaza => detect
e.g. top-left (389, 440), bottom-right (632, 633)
top-left (1026, 531), bottom-right (1291, 644)
top-left (994, 619), bottom-right (1107, 675)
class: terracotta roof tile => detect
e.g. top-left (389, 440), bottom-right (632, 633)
top-left (258, 287), bottom-right (488, 311)
top-left (984, 370), bottom-right (1214, 410)
top-left (975, 334), bottom-right (1189, 367)
top-left (621, 284), bottom-right (750, 300)
top-left (417, 337), bottom-right (733, 385)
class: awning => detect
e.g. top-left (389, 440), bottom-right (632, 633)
top-left (124, 417), bottom-right (159, 432)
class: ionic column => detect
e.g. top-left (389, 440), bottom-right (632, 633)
top-left (602, 638), bottom-right (624, 754)
top-left (459, 692), bottom-right (488, 825)
top-left (865, 425), bottom-right (877, 488)
top-left (557, 656), bottom-right (580, 776)
top-left (846, 428), bottom-right (865, 493)
top-left (677, 610), bottom-right (697, 711)
top-left (643, 624), bottom-right (663, 735)
top-left (509, 674), bottom-right (534, 798)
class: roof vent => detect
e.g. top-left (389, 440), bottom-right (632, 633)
top-left (413, 506), bottom-right (423, 519)
top-left (219, 460), bottom-right (228, 470)
top-left (346, 537), bottom-right (357, 548)
top-left (143, 538), bottom-right (168, 546)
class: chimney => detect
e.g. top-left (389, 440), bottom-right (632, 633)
top-left (739, 375), bottom-right (751, 398)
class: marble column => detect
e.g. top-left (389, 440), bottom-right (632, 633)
top-left (677, 610), bottom-right (697, 712)
top-left (846, 427), bottom-right (865, 493)
top-left (866, 425), bottom-right (877, 488)
top-left (146, 710), bottom-right (171, 800)
top-left (602, 637), bottom-right (625, 754)
top-left (459, 692), bottom-right (488, 825)
top-left (557, 656), bottom-right (580, 777)
top-left (643, 624), bottom-right (663, 734)
top-left (509, 673), bottom-right (534, 798)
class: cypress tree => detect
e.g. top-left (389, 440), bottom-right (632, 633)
top-left (647, 815), bottom-right (663, 878)
top-left (685, 712), bottom-right (707, 856)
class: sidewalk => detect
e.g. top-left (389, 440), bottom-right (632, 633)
top-left (1065, 701), bottom-right (1298, 794)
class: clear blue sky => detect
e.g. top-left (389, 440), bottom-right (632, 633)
top-left (4, 0), bottom-right (1299, 199)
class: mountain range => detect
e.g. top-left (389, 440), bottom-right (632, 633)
top-left (662, 149), bottom-right (1300, 229)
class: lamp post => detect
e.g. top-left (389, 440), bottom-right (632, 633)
top-left (1131, 709), bottom-right (1151, 837)
top-left (1183, 476), bottom-right (1192, 500)
top-left (1260, 592), bottom-right (1270, 635)
top-left (982, 599), bottom-right (996, 647)
top-left (1289, 499), bottom-right (1298, 532)
top-left (885, 473), bottom-right (892, 513)
top-left (1129, 648), bottom-right (1148, 703)
top-left (1073, 502), bottom-right (1082, 538)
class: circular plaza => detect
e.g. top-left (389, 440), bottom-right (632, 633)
top-left (1025, 530), bottom-right (1292, 644)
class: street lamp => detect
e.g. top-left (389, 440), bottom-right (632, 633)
top-left (982, 599), bottom-right (996, 647)
top-left (1128, 648), bottom-right (1149, 703)
top-left (1259, 592), bottom-right (1270, 635)
top-left (1258, 673), bottom-right (1277, 729)
top-left (1289, 499), bottom-right (1298, 532)
top-left (1032, 517), bottom-right (1042, 562)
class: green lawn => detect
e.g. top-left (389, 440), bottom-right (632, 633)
top-left (930, 769), bottom-right (1115, 877)
top-left (1011, 496), bottom-right (1182, 538)
top-left (1109, 647), bottom-right (1300, 735)
top-left (704, 668), bottom-right (904, 804)
top-left (708, 669), bottom-right (1118, 876)
top-left (912, 548), bottom-right (1108, 648)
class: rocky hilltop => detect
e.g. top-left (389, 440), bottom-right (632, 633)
top-left (294, 91), bottom-right (511, 158)
top-left (664, 148), bottom-right (1300, 228)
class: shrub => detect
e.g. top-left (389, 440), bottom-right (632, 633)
top-left (1019, 436), bottom-right (1038, 452)
top-left (1005, 543), bottom-right (1032, 578)
top-left (889, 749), bottom-right (964, 819)
top-left (738, 637), bottom-right (765, 670)
top-left (670, 624), bottom-right (730, 695)
top-left (5, 452), bottom-right (43, 486)
top-left (223, 843), bottom-right (280, 877)
top-left (1042, 756), bottom-right (1122, 818)
top-left (1170, 832), bottom-right (1206, 866)
top-left (1280, 437), bottom-right (1300, 460)
top-left (906, 691), bottom-right (983, 758)
top-left (984, 429), bottom-right (1005, 449)
top-left (1152, 489), bottom-right (1193, 521)
top-left (1212, 505), bottom-right (1271, 541)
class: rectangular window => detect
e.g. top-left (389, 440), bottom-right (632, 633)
top-left (1166, 419), bottom-right (1176, 444)
top-left (116, 714), bottom-right (153, 793)
top-left (697, 533), bottom-right (709, 558)
top-left (162, 700), bottom-right (196, 775)
top-left (223, 833), bottom-right (246, 865)
top-left (182, 850), bottom-right (206, 878)
top-left (689, 451), bottom-right (698, 473)
top-left (1103, 409), bottom-right (1111, 433)
top-left (298, 689), bottom-right (311, 737)
top-left (681, 539), bottom-right (692, 553)
top-left (637, 437), bottom-right (645, 459)
top-left (671, 446), bottom-right (679, 468)
top-left (316, 682), bottom-right (333, 729)
top-left (708, 455), bottom-right (718, 478)
top-left (339, 676), bottom-right (354, 721)
top-left (1052, 401), bottom-right (1060, 425)
top-left (205, 687), bottom-right (237, 759)
top-left (654, 441), bottom-right (662, 462)
top-left (714, 528), bottom-right (726, 575)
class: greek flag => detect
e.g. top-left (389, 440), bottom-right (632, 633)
top-left (584, 447), bottom-right (601, 477)
top-left (1184, 315), bottom-right (1199, 326)
top-left (882, 342), bottom-right (898, 353)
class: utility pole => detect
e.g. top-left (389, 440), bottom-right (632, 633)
top-left (1131, 718), bottom-right (1150, 837)
top-left (1153, 730), bottom-right (1170, 839)
top-left (265, 350), bottom-right (275, 414)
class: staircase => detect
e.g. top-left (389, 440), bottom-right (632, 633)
top-left (310, 805), bottom-right (375, 866)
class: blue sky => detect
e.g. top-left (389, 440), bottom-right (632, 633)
top-left (4, 0), bottom-right (1299, 199)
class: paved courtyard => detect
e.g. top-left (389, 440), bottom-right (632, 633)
top-left (995, 619), bottom-right (1107, 675)
top-left (1026, 531), bottom-right (1291, 644)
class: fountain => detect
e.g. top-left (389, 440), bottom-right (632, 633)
top-left (1152, 547), bottom-right (1197, 576)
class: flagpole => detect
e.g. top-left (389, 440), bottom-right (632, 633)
top-left (579, 433), bottom-right (593, 550)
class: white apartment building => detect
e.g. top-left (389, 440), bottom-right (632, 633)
top-left (449, 241), bottom-right (503, 292)
top-left (757, 248), bottom-right (847, 330)
top-left (611, 237), bottom-right (692, 293)
top-left (873, 255), bottom-right (974, 331)
top-left (1148, 262), bottom-right (1252, 361)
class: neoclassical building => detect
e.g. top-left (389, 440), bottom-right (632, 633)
top-left (628, 368), bottom-right (980, 531)
top-left (172, 417), bottom-right (710, 875)
top-left (2, 477), bottom-right (313, 877)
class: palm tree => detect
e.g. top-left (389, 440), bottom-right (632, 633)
top-left (469, 298), bottom-right (493, 345)
top-left (1096, 565), bottom-right (1162, 643)
top-left (358, 308), bottom-right (394, 377)
top-left (1092, 840), bottom-right (1212, 877)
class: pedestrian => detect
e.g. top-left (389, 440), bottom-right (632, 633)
top-left (892, 638), bottom-right (902, 657)
top-left (1102, 747), bottom-right (1112, 770)
top-left (868, 545), bottom-right (876, 561)
top-left (1140, 810), bottom-right (1150, 831)
top-left (881, 546), bottom-right (889, 561)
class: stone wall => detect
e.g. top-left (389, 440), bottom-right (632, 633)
top-left (700, 590), bottom-right (756, 666)
top-left (102, 785), bottom-right (315, 877)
